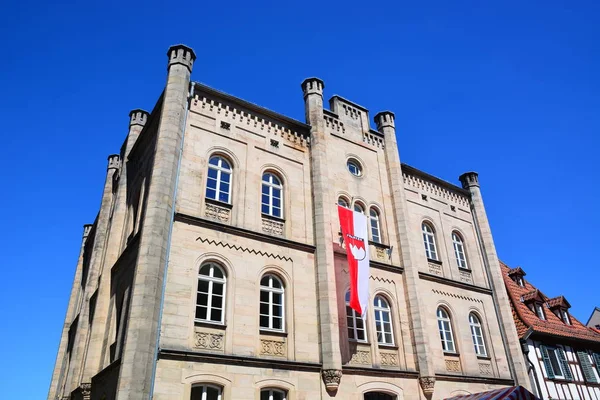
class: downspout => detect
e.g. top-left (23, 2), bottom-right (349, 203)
top-left (471, 209), bottom-right (519, 385)
top-left (148, 81), bottom-right (195, 399)
top-left (521, 337), bottom-right (542, 397)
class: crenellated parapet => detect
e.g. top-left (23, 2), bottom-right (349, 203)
top-left (107, 154), bottom-right (120, 171)
top-left (191, 91), bottom-right (310, 148)
top-left (403, 167), bottom-right (470, 208)
top-left (129, 109), bottom-right (149, 127)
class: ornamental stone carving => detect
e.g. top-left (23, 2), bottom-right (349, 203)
top-left (445, 359), bottom-right (461, 372)
top-left (194, 332), bottom-right (224, 350)
top-left (204, 202), bottom-right (231, 223)
top-left (419, 376), bottom-right (436, 398)
top-left (428, 262), bottom-right (442, 276)
top-left (322, 369), bottom-right (342, 391)
top-left (349, 350), bottom-right (370, 365)
top-left (262, 218), bottom-right (284, 236)
top-left (380, 351), bottom-right (399, 366)
top-left (81, 383), bottom-right (92, 400)
top-left (479, 362), bottom-right (492, 375)
top-left (375, 246), bottom-right (386, 260)
top-left (260, 339), bottom-right (286, 356)
top-left (459, 269), bottom-right (473, 284)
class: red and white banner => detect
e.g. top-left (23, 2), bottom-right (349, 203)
top-left (338, 205), bottom-right (370, 318)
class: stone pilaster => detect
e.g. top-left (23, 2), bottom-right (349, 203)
top-left (47, 224), bottom-right (92, 400)
top-left (375, 111), bottom-right (436, 398)
top-left (302, 77), bottom-right (343, 390)
top-left (459, 171), bottom-right (531, 389)
top-left (115, 44), bottom-right (195, 400)
top-left (66, 155), bottom-right (120, 393)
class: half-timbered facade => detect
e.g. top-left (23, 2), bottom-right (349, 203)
top-left (502, 263), bottom-right (600, 399)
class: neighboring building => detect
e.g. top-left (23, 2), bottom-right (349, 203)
top-left (587, 308), bottom-right (600, 330)
top-left (502, 263), bottom-right (600, 399)
top-left (48, 44), bottom-right (531, 400)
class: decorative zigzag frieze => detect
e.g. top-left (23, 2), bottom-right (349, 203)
top-left (432, 289), bottom-right (483, 303)
top-left (195, 236), bottom-right (292, 261)
top-left (341, 268), bottom-right (394, 284)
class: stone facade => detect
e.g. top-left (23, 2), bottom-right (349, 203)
top-left (48, 45), bottom-right (530, 400)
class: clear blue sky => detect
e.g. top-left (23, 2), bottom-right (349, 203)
top-left (1, 0), bottom-right (598, 398)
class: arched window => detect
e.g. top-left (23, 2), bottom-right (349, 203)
top-left (191, 384), bottom-right (222, 400)
top-left (196, 263), bottom-right (226, 324)
top-left (370, 208), bottom-right (381, 243)
top-left (469, 313), bottom-right (487, 356)
top-left (374, 295), bottom-right (394, 345)
top-left (346, 291), bottom-right (366, 342)
top-left (422, 222), bottom-right (438, 261)
top-left (437, 307), bottom-right (456, 353)
top-left (260, 389), bottom-right (287, 400)
top-left (338, 197), bottom-right (350, 208)
top-left (452, 232), bottom-right (468, 269)
top-left (260, 274), bottom-right (285, 331)
top-left (206, 156), bottom-right (232, 204)
top-left (262, 172), bottom-right (283, 218)
top-left (354, 202), bottom-right (365, 214)
top-left (364, 393), bottom-right (396, 400)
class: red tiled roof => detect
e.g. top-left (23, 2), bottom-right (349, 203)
top-left (547, 295), bottom-right (571, 309)
top-left (501, 261), bottom-right (600, 343)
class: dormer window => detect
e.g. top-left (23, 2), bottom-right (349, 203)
top-left (508, 267), bottom-right (526, 287)
top-left (536, 303), bottom-right (546, 320)
top-left (547, 296), bottom-right (572, 325)
top-left (516, 277), bottom-right (525, 287)
top-left (561, 310), bottom-right (571, 325)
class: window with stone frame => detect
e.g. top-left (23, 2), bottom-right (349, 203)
top-left (374, 295), bottom-right (394, 345)
top-left (451, 231), bottom-right (468, 269)
top-left (422, 222), bottom-right (438, 261)
top-left (191, 384), bottom-right (222, 400)
top-left (346, 290), bottom-right (367, 342)
top-left (260, 389), bottom-right (287, 400)
top-left (369, 207), bottom-right (382, 244)
top-left (259, 274), bottom-right (285, 332)
top-left (206, 155), bottom-right (232, 204)
top-left (437, 307), bottom-right (456, 353)
top-left (261, 172), bottom-right (283, 218)
top-left (468, 313), bottom-right (487, 356)
top-left (196, 262), bottom-right (226, 324)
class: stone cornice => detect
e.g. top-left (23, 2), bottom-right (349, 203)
top-left (342, 366), bottom-right (419, 379)
top-left (174, 213), bottom-right (316, 254)
top-left (418, 271), bottom-right (493, 295)
top-left (402, 163), bottom-right (470, 198)
top-left (158, 349), bottom-right (321, 372)
top-left (435, 373), bottom-right (514, 386)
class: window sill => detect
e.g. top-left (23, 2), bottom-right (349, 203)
top-left (458, 267), bottom-right (471, 273)
top-left (369, 241), bottom-right (390, 249)
top-left (428, 258), bottom-right (443, 265)
top-left (476, 355), bottom-right (491, 360)
top-left (261, 213), bottom-right (285, 222)
top-left (194, 320), bottom-right (227, 330)
top-left (259, 329), bottom-right (287, 337)
top-left (378, 344), bottom-right (398, 350)
top-left (349, 340), bottom-right (370, 345)
top-left (205, 197), bottom-right (233, 209)
top-left (444, 351), bottom-right (460, 357)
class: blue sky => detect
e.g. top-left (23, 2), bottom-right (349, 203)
top-left (1, 0), bottom-right (598, 398)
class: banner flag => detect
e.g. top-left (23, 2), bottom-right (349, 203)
top-left (337, 205), bottom-right (370, 317)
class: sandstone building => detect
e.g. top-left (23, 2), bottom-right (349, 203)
top-left (502, 263), bottom-right (600, 399)
top-left (48, 44), bottom-right (532, 400)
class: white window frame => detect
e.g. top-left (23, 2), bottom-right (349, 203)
top-left (547, 347), bottom-right (566, 379)
top-left (452, 232), bottom-right (468, 269)
top-left (437, 307), bottom-right (456, 353)
top-left (346, 291), bottom-right (367, 342)
top-left (374, 295), bottom-right (394, 346)
top-left (354, 202), bottom-right (365, 214)
top-left (196, 263), bottom-right (226, 324)
top-left (259, 275), bottom-right (285, 332)
top-left (536, 303), bottom-right (546, 320)
top-left (561, 310), bottom-right (571, 325)
top-left (370, 208), bottom-right (382, 244)
top-left (191, 384), bottom-right (222, 400)
top-left (347, 159), bottom-right (362, 176)
top-left (469, 313), bottom-right (487, 356)
top-left (422, 222), bottom-right (438, 261)
top-left (261, 173), bottom-right (283, 218)
top-left (206, 156), bottom-right (232, 204)
top-left (260, 389), bottom-right (287, 400)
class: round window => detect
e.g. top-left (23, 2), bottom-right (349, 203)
top-left (347, 159), bottom-right (362, 176)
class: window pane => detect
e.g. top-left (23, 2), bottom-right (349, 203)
top-left (273, 197), bottom-right (281, 208)
top-left (212, 282), bottom-right (223, 295)
top-left (261, 204), bottom-right (270, 214)
top-left (197, 293), bottom-right (208, 307)
top-left (260, 302), bottom-right (269, 316)
top-left (260, 290), bottom-right (269, 302)
top-left (206, 386), bottom-right (220, 400)
top-left (221, 172), bottom-right (230, 183)
top-left (208, 168), bottom-right (219, 178)
top-left (211, 309), bottom-right (222, 323)
top-left (273, 293), bottom-right (282, 305)
top-left (261, 391), bottom-right (270, 400)
top-left (272, 390), bottom-right (284, 400)
top-left (197, 280), bottom-right (209, 294)
top-left (549, 350), bottom-right (562, 376)
top-left (273, 305), bottom-right (282, 317)
top-left (260, 315), bottom-right (269, 328)
top-left (206, 188), bottom-right (216, 199)
top-left (273, 317), bottom-right (282, 330)
top-left (218, 191), bottom-right (229, 203)
top-left (196, 306), bottom-right (207, 320)
top-left (212, 295), bottom-right (223, 309)
top-left (212, 267), bottom-right (224, 279)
